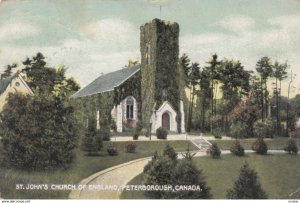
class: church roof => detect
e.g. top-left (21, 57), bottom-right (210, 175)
top-left (73, 66), bottom-right (140, 98)
top-left (0, 76), bottom-right (13, 95)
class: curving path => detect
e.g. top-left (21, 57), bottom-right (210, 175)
top-left (69, 149), bottom-right (286, 199)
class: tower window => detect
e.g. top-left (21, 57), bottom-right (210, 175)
top-left (146, 42), bottom-right (151, 65)
top-left (126, 97), bottom-right (134, 119)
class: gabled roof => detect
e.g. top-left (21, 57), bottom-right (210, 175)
top-left (73, 66), bottom-right (140, 98)
top-left (0, 73), bottom-right (34, 96)
top-left (0, 76), bottom-right (13, 95)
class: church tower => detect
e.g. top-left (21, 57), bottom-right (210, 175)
top-left (140, 19), bottom-right (185, 133)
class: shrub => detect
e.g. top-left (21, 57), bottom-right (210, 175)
top-left (82, 136), bottom-right (99, 156)
top-left (230, 121), bottom-right (249, 138)
top-left (284, 139), bottom-right (298, 154)
top-left (230, 140), bottom-right (245, 156)
top-left (206, 143), bottom-right (221, 158)
top-left (133, 121), bottom-right (143, 140)
top-left (107, 145), bottom-right (118, 156)
top-left (100, 128), bottom-right (111, 141)
top-left (214, 134), bottom-right (222, 139)
top-left (156, 127), bottom-right (168, 139)
top-left (253, 119), bottom-right (274, 138)
top-left (226, 162), bottom-right (267, 199)
top-left (143, 150), bottom-right (212, 199)
top-left (252, 138), bottom-right (268, 154)
top-left (163, 144), bottom-right (177, 161)
top-left (125, 142), bottom-right (137, 153)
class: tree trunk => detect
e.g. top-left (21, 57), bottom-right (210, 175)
top-left (261, 77), bottom-right (264, 121)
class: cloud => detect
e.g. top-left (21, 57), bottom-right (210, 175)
top-left (180, 14), bottom-right (300, 91)
top-left (81, 19), bottom-right (137, 42)
top-left (0, 23), bottom-right (40, 41)
top-left (217, 15), bottom-right (255, 33)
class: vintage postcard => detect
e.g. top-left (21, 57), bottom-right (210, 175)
top-left (0, 0), bottom-right (299, 202)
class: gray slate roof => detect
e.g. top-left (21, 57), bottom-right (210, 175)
top-left (0, 76), bottom-right (13, 95)
top-left (73, 66), bottom-right (140, 98)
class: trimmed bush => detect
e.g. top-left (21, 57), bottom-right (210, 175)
top-left (125, 142), bottom-right (137, 153)
top-left (230, 140), bottom-right (245, 156)
top-left (252, 138), bottom-right (268, 154)
top-left (253, 119), bottom-right (274, 138)
top-left (107, 145), bottom-right (118, 156)
top-left (206, 143), bottom-right (221, 158)
top-left (284, 139), bottom-right (298, 154)
top-left (100, 128), bottom-right (111, 141)
top-left (156, 127), bottom-right (168, 139)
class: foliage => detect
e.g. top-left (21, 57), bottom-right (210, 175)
top-left (2, 63), bottom-right (17, 78)
top-left (156, 127), bottom-right (168, 139)
top-left (228, 96), bottom-right (259, 138)
top-left (226, 162), bottom-right (268, 199)
top-left (283, 139), bottom-right (298, 154)
top-left (206, 143), bottom-right (221, 158)
top-left (107, 145), bottom-right (118, 156)
top-left (171, 159), bottom-right (212, 199)
top-left (252, 138), bottom-right (268, 154)
top-left (230, 140), bottom-right (245, 156)
top-left (143, 145), bottom-right (211, 199)
top-left (0, 92), bottom-right (79, 170)
top-left (140, 19), bottom-right (181, 131)
top-left (163, 144), bottom-right (177, 161)
top-left (0, 53), bottom-right (81, 170)
top-left (99, 128), bottom-right (111, 141)
top-left (133, 121), bottom-right (143, 140)
top-left (125, 142), bottom-right (137, 153)
top-left (82, 119), bottom-right (102, 156)
top-left (253, 119), bottom-right (274, 138)
top-left (230, 121), bottom-right (249, 139)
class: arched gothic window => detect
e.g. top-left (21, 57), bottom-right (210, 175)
top-left (126, 97), bottom-right (134, 119)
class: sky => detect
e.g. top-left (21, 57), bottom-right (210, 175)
top-left (0, 0), bottom-right (300, 95)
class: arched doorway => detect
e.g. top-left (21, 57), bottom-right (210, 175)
top-left (162, 112), bottom-right (170, 130)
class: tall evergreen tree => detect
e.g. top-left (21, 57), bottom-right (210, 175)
top-left (226, 162), bottom-right (267, 199)
top-left (255, 57), bottom-right (273, 121)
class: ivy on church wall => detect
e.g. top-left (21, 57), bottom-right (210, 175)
top-left (114, 70), bottom-right (142, 121)
top-left (73, 70), bottom-right (141, 131)
top-left (73, 91), bottom-right (115, 130)
top-left (140, 19), bottom-right (182, 132)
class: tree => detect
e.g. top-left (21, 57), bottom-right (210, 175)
top-left (187, 63), bottom-right (201, 132)
top-left (272, 61), bottom-right (288, 136)
top-left (217, 59), bottom-right (250, 133)
top-left (143, 145), bottom-right (212, 199)
top-left (206, 54), bottom-right (221, 132)
top-left (0, 53), bottom-right (81, 170)
top-left (2, 63), bottom-right (17, 78)
top-left (124, 59), bottom-right (140, 68)
top-left (163, 144), bottom-right (177, 161)
top-left (226, 162), bottom-right (267, 199)
top-left (255, 57), bottom-right (273, 121)
top-left (171, 159), bottom-right (212, 199)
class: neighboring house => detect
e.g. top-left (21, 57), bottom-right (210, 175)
top-left (73, 19), bottom-right (186, 134)
top-left (0, 73), bottom-right (33, 111)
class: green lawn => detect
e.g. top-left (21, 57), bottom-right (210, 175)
top-left (121, 154), bottom-right (300, 199)
top-left (0, 140), bottom-right (195, 199)
top-left (210, 137), bottom-right (300, 150)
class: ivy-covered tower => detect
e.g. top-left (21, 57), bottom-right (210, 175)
top-left (140, 19), bottom-right (184, 133)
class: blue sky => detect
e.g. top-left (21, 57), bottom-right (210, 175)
top-left (0, 0), bottom-right (300, 94)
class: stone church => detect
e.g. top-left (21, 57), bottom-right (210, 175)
top-left (73, 19), bottom-right (185, 134)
